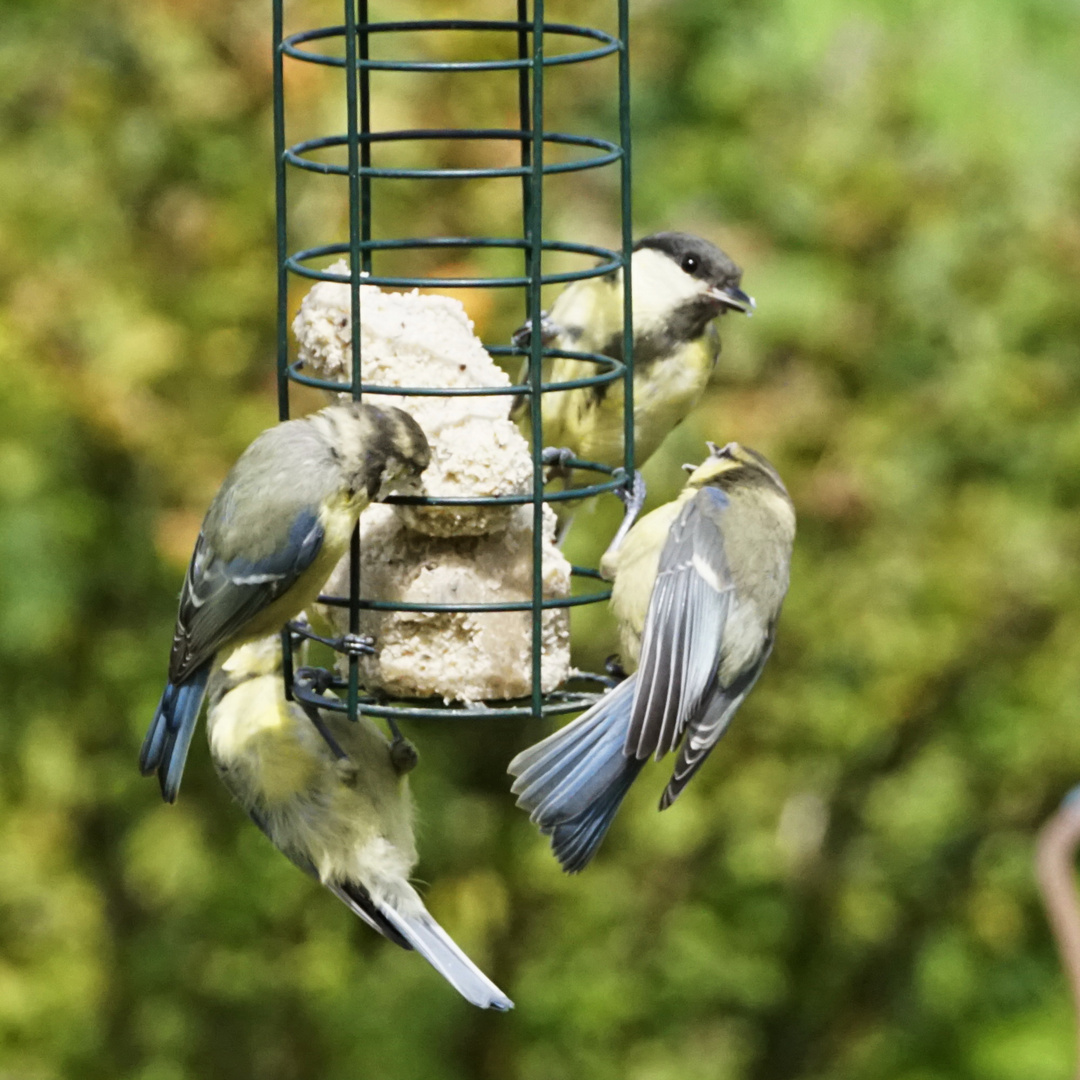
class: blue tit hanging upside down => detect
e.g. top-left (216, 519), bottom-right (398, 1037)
top-left (512, 232), bottom-right (754, 473)
top-left (140, 402), bottom-right (430, 804)
top-left (207, 637), bottom-right (513, 1011)
top-left (508, 442), bottom-right (795, 873)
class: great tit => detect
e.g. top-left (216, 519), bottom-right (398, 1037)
top-left (140, 402), bottom-right (430, 803)
top-left (508, 442), bottom-right (794, 872)
top-left (512, 232), bottom-right (754, 471)
top-left (206, 637), bottom-right (513, 1011)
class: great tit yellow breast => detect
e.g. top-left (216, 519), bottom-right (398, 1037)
top-left (606, 493), bottom-right (692, 666)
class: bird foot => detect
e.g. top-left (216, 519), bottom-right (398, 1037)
top-left (591, 655), bottom-right (629, 689)
top-left (389, 738), bottom-right (419, 775)
top-left (295, 665), bottom-right (337, 696)
top-left (511, 312), bottom-right (558, 349)
top-left (541, 445), bottom-right (576, 468)
top-left (541, 445), bottom-right (577, 482)
top-left (287, 621), bottom-right (375, 658)
top-left (381, 715), bottom-right (419, 775)
top-left (338, 633), bottom-right (375, 658)
top-left (605, 655), bottom-right (629, 683)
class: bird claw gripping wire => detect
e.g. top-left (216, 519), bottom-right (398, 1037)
top-left (605, 654), bottom-right (629, 684)
top-left (287, 620), bottom-right (375, 658)
top-left (540, 445), bottom-right (578, 481)
top-left (379, 713), bottom-right (419, 775)
top-left (511, 312), bottom-right (560, 349)
top-left (590, 654), bottom-right (629, 689)
top-left (388, 736), bottom-right (420, 776)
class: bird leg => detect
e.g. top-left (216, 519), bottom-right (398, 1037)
top-left (604, 470), bottom-right (646, 561)
top-left (293, 666), bottom-right (360, 782)
top-left (298, 698), bottom-right (351, 763)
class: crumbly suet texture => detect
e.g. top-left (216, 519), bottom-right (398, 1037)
top-left (319, 504), bottom-right (571, 705)
top-left (294, 272), bottom-right (572, 702)
top-left (293, 267), bottom-right (532, 537)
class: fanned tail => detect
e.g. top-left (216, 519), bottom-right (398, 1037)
top-left (509, 676), bottom-right (643, 872)
top-left (139, 662), bottom-right (211, 804)
top-left (331, 881), bottom-right (513, 1011)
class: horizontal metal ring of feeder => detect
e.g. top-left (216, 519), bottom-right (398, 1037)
top-left (284, 239), bottom-right (623, 288)
top-left (283, 20), bottom-right (619, 71)
top-left (285, 131), bottom-right (622, 180)
top-left (288, 349), bottom-right (625, 399)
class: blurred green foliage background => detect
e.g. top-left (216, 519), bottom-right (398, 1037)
top-left (3, 0), bottom-right (1080, 1076)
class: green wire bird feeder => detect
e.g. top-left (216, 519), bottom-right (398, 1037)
top-left (272, 0), bottom-right (635, 725)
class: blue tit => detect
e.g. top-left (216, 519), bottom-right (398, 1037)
top-left (206, 637), bottom-right (513, 1011)
top-left (140, 402), bottom-right (430, 803)
top-left (513, 232), bottom-right (754, 471)
top-left (509, 442), bottom-right (795, 872)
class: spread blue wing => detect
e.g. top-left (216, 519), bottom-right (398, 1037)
top-left (168, 508), bottom-right (325, 683)
top-left (625, 486), bottom-right (734, 761)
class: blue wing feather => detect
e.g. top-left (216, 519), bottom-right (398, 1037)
top-left (143, 506), bottom-right (326, 803)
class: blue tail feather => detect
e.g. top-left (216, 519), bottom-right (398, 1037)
top-left (140, 663), bottom-right (211, 803)
top-left (509, 676), bottom-right (642, 872)
top-left (548, 760), bottom-right (644, 873)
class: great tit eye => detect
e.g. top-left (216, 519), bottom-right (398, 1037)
top-left (681, 254), bottom-right (700, 275)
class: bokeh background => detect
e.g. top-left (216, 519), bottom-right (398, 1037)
top-left (4, 0), bottom-right (1080, 1076)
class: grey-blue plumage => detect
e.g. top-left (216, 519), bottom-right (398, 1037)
top-left (141, 402), bottom-right (429, 803)
top-left (509, 442), bottom-right (795, 872)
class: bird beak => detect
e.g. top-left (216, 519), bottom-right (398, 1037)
top-left (708, 284), bottom-right (756, 315)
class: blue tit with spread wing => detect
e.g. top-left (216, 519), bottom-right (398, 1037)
top-left (509, 442), bottom-right (794, 872)
top-left (206, 637), bottom-right (513, 1011)
top-left (140, 402), bottom-right (430, 803)
top-left (512, 233), bottom-right (753, 471)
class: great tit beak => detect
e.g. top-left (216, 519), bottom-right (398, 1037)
top-left (708, 284), bottom-right (756, 315)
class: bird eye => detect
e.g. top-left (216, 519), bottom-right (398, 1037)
top-left (681, 254), bottom-right (699, 275)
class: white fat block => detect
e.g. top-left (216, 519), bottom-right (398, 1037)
top-left (295, 270), bottom-right (571, 702)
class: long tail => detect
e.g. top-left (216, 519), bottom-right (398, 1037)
top-left (139, 662), bottom-right (212, 804)
top-left (509, 676), bottom-right (645, 873)
top-left (330, 881), bottom-right (513, 1011)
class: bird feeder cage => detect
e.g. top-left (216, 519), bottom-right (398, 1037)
top-left (273, 0), bottom-right (635, 726)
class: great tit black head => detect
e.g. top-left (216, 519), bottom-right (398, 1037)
top-left (634, 232), bottom-right (754, 317)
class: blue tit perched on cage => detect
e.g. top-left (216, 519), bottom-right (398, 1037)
top-left (512, 232), bottom-right (753, 471)
top-left (140, 402), bottom-right (430, 804)
top-left (206, 636), bottom-right (514, 1011)
top-left (508, 441), bottom-right (794, 872)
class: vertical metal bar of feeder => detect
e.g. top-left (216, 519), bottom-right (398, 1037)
top-left (528, 0), bottom-right (545, 717)
top-left (344, 0), bottom-right (363, 723)
top-left (273, 0), bottom-right (295, 697)
top-left (618, 0), bottom-right (634, 482)
top-left (359, 0), bottom-right (373, 274)
top-left (516, 0), bottom-right (532, 290)
top-left (273, 0), bottom-right (289, 425)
